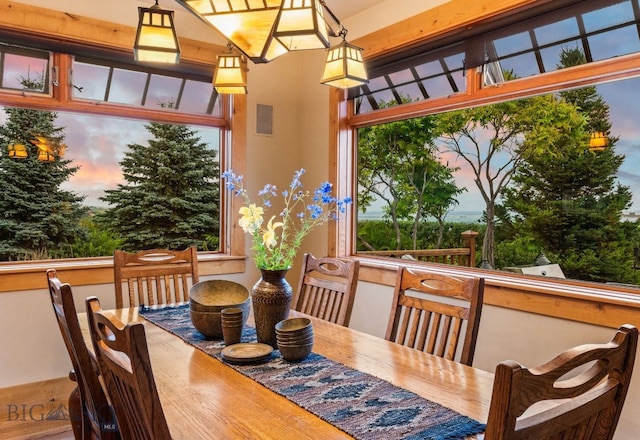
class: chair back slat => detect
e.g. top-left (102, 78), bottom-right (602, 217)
top-left (385, 267), bottom-right (484, 366)
top-left (485, 324), bottom-right (638, 440)
top-left (46, 269), bottom-right (120, 440)
top-left (292, 254), bottom-right (359, 327)
top-left (114, 247), bottom-right (199, 308)
top-left (86, 297), bottom-right (172, 440)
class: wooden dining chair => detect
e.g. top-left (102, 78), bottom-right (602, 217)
top-left (292, 253), bottom-right (360, 327)
top-left (484, 324), bottom-right (638, 440)
top-left (113, 246), bottom-right (199, 308)
top-left (86, 296), bottom-right (172, 440)
top-left (46, 269), bottom-right (120, 440)
top-left (385, 267), bottom-right (484, 366)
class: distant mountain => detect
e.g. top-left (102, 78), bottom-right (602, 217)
top-left (359, 210), bottom-right (484, 223)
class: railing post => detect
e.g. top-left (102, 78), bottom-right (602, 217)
top-left (461, 230), bottom-right (479, 267)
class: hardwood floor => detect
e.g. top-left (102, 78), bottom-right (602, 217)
top-left (0, 377), bottom-right (76, 440)
top-left (26, 431), bottom-right (74, 440)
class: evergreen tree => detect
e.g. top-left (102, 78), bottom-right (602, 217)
top-left (99, 122), bottom-right (220, 251)
top-left (504, 48), bottom-right (638, 284)
top-left (0, 82), bottom-right (86, 260)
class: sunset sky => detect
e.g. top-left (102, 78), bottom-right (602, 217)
top-left (2, 75), bottom-right (638, 217)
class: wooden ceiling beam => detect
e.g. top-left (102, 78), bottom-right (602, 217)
top-left (0, 0), bottom-right (224, 67)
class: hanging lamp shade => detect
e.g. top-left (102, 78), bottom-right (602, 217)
top-left (7, 142), bottom-right (28, 159)
top-left (213, 54), bottom-right (248, 95)
top-left (31, 136), bottom-right (58, 162)
top-left (320, 40), bottom-right (368, 89)
top-left (589, 131), bottom-right (608, 152)
top-left (177, 0), bottom-right (287, 63)
top-left (274, 0), bottom-right (330, 51)
top-left (134, 1), bottom-right (181, 64)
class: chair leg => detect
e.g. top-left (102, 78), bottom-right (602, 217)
top-left (68, 386), bottom-right (84, 440)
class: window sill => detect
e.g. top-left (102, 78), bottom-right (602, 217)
top-left (354, 255), bottom-right (640, 329)
top-left (0, 253), bottom-right (247, 293)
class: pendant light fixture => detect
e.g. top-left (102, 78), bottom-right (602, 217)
top-left (177, 0), bottom-right (287, 64)
top-left (143, 1), bottom-right (368, 89)
top-left (320, 29), bottom-right (368, 89)
top-left (6, 136), bottom-right (65, 161)
top-left (589, 132), bottom-right (608, 152)
top-left (134, 0), bottom-right (181, 64)
top-left (213, 47), bottom-right (248, 95)
top-left (274, 0), bottom-right (330, 51)
top-left (31, 136), bottom-right (59, 162)
top-left (7, 142), bottom-right (28, 159)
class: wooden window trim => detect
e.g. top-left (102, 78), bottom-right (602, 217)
top-left (330, 0), bottom-right (640, 329)
top-left (0, 254), bottom-right (247, 293)
top-left (0, 2), bottom-right (248, 288)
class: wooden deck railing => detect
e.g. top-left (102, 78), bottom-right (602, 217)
top-left (358, 230), bottom-right (479, 268)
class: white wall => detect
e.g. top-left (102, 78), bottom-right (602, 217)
top-left (0, 273), bottom-right (250, 388)
top-left (0, 282), bottom-right (116, 387)
top-left (245, 49), bottom-right (332, 289)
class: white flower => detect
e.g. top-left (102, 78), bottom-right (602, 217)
top-left (262, 216), bottom-right (283, 249)
top-left (238, 204), bottom-right (263, 234)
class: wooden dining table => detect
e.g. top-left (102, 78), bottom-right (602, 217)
top-left (80, 308), bottom-right (494, 440)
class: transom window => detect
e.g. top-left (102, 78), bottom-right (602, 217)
top-left (352, 0), bottom-right (640, 113)
top-left (0, 44), bottom-right (50, 94)
top-left (72, 58), bottom-right (222, 116)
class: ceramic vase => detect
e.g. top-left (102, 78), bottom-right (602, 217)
top-left (251, 268), bottom-right (293, 348)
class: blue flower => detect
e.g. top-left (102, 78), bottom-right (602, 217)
top-left (221, 168), bottom-right (352, 270)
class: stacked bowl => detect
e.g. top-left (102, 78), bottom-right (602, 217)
top-left (275, 317), bottom-right (314, 361)
top-left (189, 280), bottom-right (250, 339)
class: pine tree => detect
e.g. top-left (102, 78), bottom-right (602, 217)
top-left (99, 122), bottom-right (220, 251)
top-left (0, 86), bottom-right (86, 260)
top-left (504, 48), bottom-right (638, 283)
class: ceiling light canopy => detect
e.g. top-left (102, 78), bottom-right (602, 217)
top-left (134, 0), bottom-right (181, 64)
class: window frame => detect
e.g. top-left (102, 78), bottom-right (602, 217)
top-left (330, 0), bottom-right (640, 328)
top-left (0, 7), bottom-right (248, 290)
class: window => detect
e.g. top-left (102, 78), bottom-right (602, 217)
top-left (346, 0), bottom-right (640, 289)
top-left (351, 0), bottom-right (640, 113)
top-left (72, 58), bottom-right (222, 115)
top-left (0, 47), bottom-right (227, 262)
top-left (0, 44), bottom-right (50, 94)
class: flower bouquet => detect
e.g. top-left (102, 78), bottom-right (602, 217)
top-left (222, 168), bottom-right (352, 347)
top-left (222, 168), bottom-right (352, 270)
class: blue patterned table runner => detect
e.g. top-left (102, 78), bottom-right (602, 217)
top-left (140, 305), bottom-right (485, 440)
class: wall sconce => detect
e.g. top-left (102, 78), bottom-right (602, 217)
top-left (134, 0), bottom-right (181, 64)
top-left (177, 0), bottom-right (287, 64)
top-left (213, 52), bottom-right (248, 95)
top-left (589, 132), bottom-right (608, 152)
top-left (274, 0), bottom-right (330, 51)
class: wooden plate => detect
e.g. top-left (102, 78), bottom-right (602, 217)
top-left (221, 343), bottom-right (273, 363)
